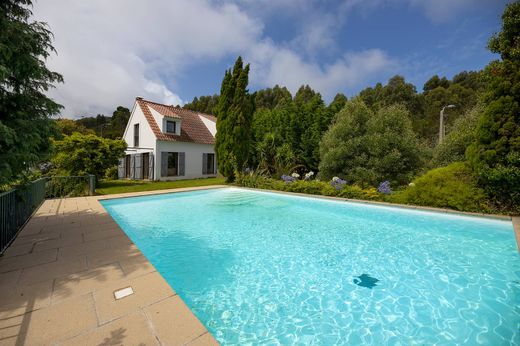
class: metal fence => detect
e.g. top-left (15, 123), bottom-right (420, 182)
top-left (45, 175), bottom-right (95, 199)
top-left (0, 175), bottom-right (95, 254)
top-left (0, 178), bottom-right (47, 254)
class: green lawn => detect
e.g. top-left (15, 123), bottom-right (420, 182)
top-left (96, 177), bottom-right (226, 195)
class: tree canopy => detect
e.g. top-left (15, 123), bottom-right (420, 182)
top-left (52, 133), bottom-right (126, 178)
top-left (467, 1), bottom-right (520, 210)
top-left (319, 99), bottom-right (425, 186)
top-left (0, 0), bottom-right (63, 185)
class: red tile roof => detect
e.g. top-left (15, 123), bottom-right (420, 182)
top-left (136, 98), bottom-right (215, 145)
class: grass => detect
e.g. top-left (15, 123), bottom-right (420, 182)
top-left (96, 177), bottom-right (226, 195)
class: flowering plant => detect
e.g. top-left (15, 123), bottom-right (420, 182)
top-left (291, 172), bottom-right (300, 179)
top-left (304, 171), bottom-right (314, 181)
top-left (408, 182), bottom-right (415, 187)
top-left (377, 181), bottom-right (392, 194)
top-left (330, 177), bottom-right (347, 190)
top-left (281, 175), bottom-right (296, 183)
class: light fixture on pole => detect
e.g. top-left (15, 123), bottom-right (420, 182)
top-left (439, 104), bottom-right (455, 144)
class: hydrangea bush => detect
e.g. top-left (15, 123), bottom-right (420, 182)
top-left (281, 175), bottom-right (296, 183)
top-left (330, 177), bottom-right (347, 190)
top-left (377, 181), bottom-right (392, 194)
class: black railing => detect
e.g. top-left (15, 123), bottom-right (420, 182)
top-left (0, 178), bottom-right (47, 254)
top-left (0, 175), bottom-right (96, 254)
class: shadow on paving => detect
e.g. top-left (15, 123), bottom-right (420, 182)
top-left (0, 198), bottom-right (158, 345)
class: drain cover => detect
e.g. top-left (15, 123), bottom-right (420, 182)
top-left (114, 287), bottom-right (134, 300)
top-left (353, 274), bottom-right (379, 289)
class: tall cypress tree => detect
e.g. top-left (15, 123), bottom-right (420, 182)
top-left (215, 57), bottom-right (253, 181)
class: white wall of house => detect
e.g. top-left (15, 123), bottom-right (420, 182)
top-left (123, 103), bottom-right (156, 153)
top-left (156, 141), bottom-right (217, 180)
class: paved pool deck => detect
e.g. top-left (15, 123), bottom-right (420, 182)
top-left (0, 186), bottom-right (225, 346)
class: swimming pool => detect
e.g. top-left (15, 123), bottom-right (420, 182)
top-left (101, 187), bottom-right (519, 345)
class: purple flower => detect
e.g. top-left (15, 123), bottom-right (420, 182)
top-left (281, 175), bottom-right (295, 183)
top-left (330, 177), bottom-right (347, 190)
top-left (377, 181), bottom-right (392, 194)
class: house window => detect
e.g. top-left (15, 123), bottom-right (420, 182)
top-left (161, 152), bottom-right (185, 177)
top-left (166, 120), bottom-right (176, 134)
top-left (167, 152), bottom-right (178, 176)
top-left (134, 124), bottom-right (139, 147)
top-left (203, 153), bottom-right (215, 174)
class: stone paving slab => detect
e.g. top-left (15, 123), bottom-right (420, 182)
top-left (0, 188), bottom-right (220, 345)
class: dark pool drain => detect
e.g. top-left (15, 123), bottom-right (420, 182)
top-left (353, 274), bottom-right (379, 289)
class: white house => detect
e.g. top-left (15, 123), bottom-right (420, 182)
top-left (118, 97), bottom-right (217, 181)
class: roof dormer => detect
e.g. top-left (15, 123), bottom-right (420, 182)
top-left (163, 117), bottom-right (181, 136)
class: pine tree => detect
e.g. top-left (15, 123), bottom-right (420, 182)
top-left (215, 57), bottom-right (253, 181)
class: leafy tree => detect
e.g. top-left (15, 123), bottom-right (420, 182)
top-left (319, 99), bottom-right (425, 186)
top-left (55, 119), bottom-right (94, 136)
top-left (289, 85), bottom-right (328, 171)
top-left (452, 71), bottom-right (486, 92)
top-left (183, 94), bottom-right (219, 114)
top-left (467, 2), bottom-right (520, 210)
top-left (215, 57), bottom-right (254, 181)
top-left (419, 83), bottom-right (478, 141)
top-left (432, 104), bottom-right (482, 167)
top-left (51, 133), bottom-right (126, 178)
top-left (423, 75), bottom-right (450, 93)
top-left (109, 106), bottom-right (130, 138)
top-left (327, 93), bottom-right (348, 115)
top-left (0, 0), bottom-right (63, 185)
top-left (253, 85), bottom-right (292, 110)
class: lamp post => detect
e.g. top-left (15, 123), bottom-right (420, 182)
top-left (439, 104), bottom-right (455, 144)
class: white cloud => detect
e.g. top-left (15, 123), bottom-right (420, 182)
top-left (33, 0), bottom-right (400, 117)
top-left (33, 0), bottom-right (262, 118)
top-left (247, 43), bottom-right (395, 97)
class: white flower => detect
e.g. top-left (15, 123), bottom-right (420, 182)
top-left (304, 171), bottom-right (314, 180)
top-left (291, 172), bottom-right (300, 179)
top-left (332, 176), bottom-right (340, 182)
top-left (409, 182), bottom-right (415, 187)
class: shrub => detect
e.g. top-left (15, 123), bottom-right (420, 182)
top-left (104, 166), bottom-right (118, 180)
top-left (389, 162), bottom-right (490, 212)
top-left (319, 100), bottom-right (426, 187)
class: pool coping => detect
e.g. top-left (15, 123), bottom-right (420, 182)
top-left (99, 185), bottom-right (519, 252)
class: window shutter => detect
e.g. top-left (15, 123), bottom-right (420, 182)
top-left (213, 154), bottom-right (217, 174)
top-left (117, 158), bottom-right (125, 179)
top-left (135, 154), bottom-right (142, 179)
top-left (149, 153), bottom-right (154, 180)
top-left (202, 153), bottom-right (207, 174)
top-left (130, 155), bottom-right (135, 179)
top-left (178, 152), bottom-right (185, 176)
top-left (161, 152), bottom-right (168, 178)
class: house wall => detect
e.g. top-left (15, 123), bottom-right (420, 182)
top-left (123, 102), bottom-right (156, 153)
top-left (156, 141), bottom-right (217, 180)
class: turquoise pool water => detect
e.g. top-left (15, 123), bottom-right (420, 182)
top-left (101, 188), bottom-right (519, 345)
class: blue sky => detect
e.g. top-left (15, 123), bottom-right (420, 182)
top-left (34, 0), bottom-right (509, 118)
